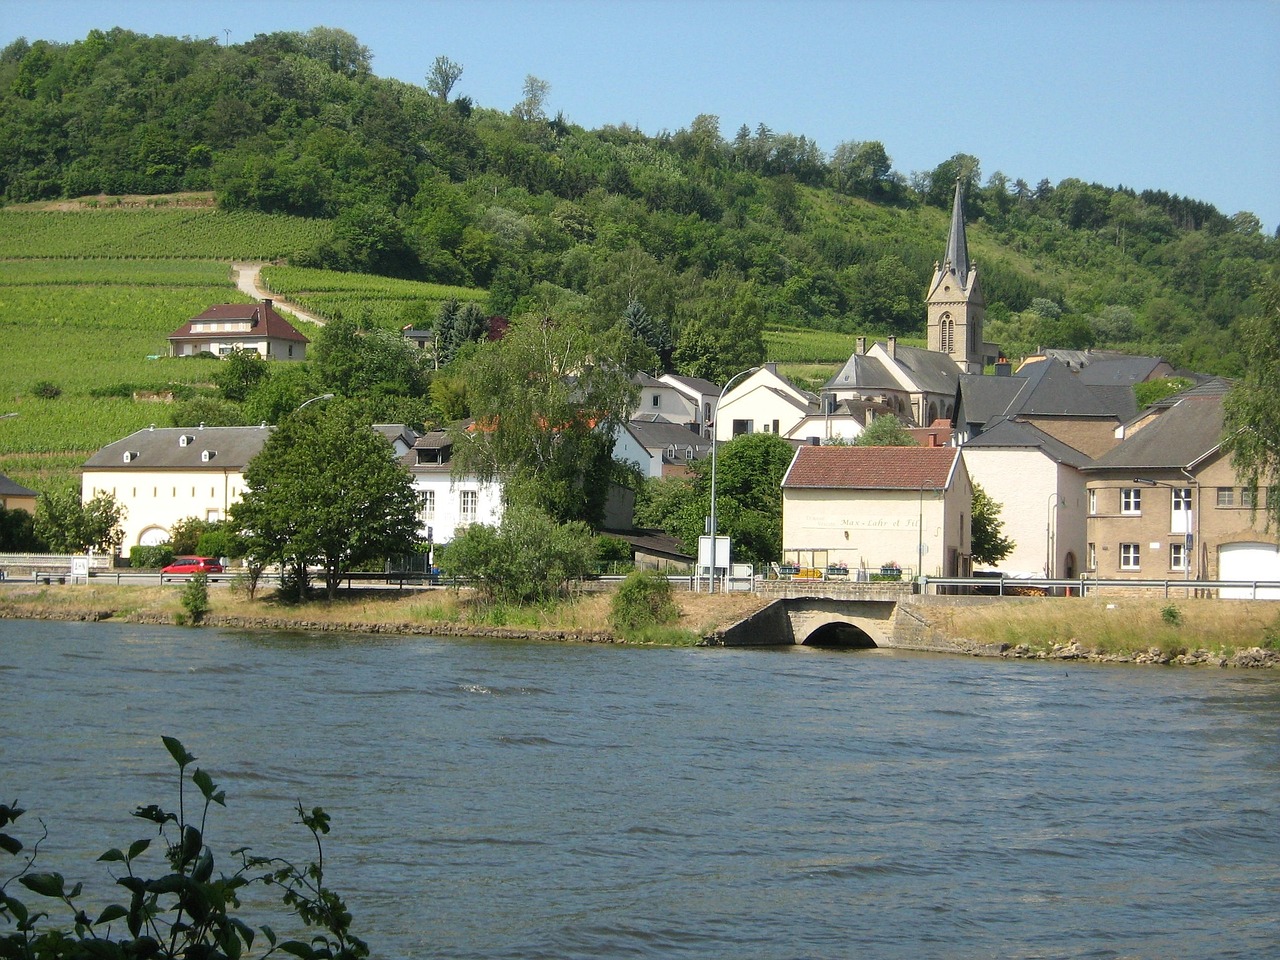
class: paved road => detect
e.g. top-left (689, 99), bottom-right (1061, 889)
top-left (231, 262), bottom-right (326, 328)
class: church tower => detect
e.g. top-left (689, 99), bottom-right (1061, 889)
top-left (927, 179), bottom-right (986, 374)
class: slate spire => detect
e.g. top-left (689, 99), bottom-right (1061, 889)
top-left (943, 177), bottom-right (970, 287)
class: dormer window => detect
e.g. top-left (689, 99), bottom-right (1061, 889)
top-left (122, 451), bottom-right (139, 463)
top-left (179, 435), bottom-right (195, 447)
top-left (200, 450), bottom-right (215, 462)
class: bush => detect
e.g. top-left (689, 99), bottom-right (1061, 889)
top-left (610, 569), bottom-right (680, 635)
top-left (180, 572), bottom-right (211, 625)
top-left (0, 736), bottom-right (368, 959)
top-left (31, 380), bottom-right (62, 400)
top-left (130, 543), bottom-right (175, 569)
top-left (1161, 603), bottom-right (1183, 627)
top-left (593, 534), bottom-right (632, 573)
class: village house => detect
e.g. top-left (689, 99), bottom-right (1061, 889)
top-left (630, 373), bottom-right (701, 429)
top-left (658, 373), bottom-right (721, 438)
top-left (781, 445), bottom-right (972, 580)
top-left (1082, 379), bottom-right (1280, 596)
top-left (0, 473), bottom-right (38, 514)
top-left (403, 427), bottom-right (502, 559)
top-left (784, 397), bottom-right (899, 445)
top-left (167, 299), bottom-right (309, 360)
top-left (714, 363), bottom-right (820, 442)
top-left (613, 417), bottom-right (711, 479)
top-left (81, 424), bottom-right (273, 548)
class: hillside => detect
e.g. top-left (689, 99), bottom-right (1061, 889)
top-left (0, 27), bottom-right (1277, 497)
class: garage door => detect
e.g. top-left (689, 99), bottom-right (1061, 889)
top-left (1218, 542), bottom-right (1280, 598)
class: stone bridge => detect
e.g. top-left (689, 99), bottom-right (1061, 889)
top-left (713, 581), bottom-right (923, 649)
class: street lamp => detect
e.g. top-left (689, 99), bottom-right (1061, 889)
top-left (708, 366), bottom-right (759, 594)
top-left (1045, 492), bottom-right (1062, 578)
top-left (1133, 477), bottom-right (1193, 581)
top-left (297, 393), bottom-right (334, 411)
top-left (917, 479), bottom-right (938, 582)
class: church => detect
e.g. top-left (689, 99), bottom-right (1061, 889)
top-left (823, 179), bottom-right (1001, 427)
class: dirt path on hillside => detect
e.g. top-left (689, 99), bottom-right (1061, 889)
top-left (232, 262), bottom-right (326, 328)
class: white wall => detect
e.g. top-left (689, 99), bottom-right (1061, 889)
top-left (410, 473), bottom-right (503, 547)
top-left (83, 468), bottom-right (246, 547)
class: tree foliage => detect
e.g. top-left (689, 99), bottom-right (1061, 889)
top-left (970, 482), bottom-right (1016, 566)
top-left (1224, 269), bottom-right (1280, 531)
top-left (230, 403), bottom-right (420, 599)
top-left (855, 416), bottom-right (918, 447)
top-left (446, 310), bottom-right (640, 527)
top-left (34, 490), bottom-right (125, 553)
top-left (438, 503), bottom-right (593, 604)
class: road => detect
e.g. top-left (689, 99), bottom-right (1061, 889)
top-left (231, 262), bottom-right (327, 328)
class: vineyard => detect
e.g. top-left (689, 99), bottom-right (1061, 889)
top-left (259, 266), bottom-right (486, 329)
top-left (0, 209), bottom-right (331, 260)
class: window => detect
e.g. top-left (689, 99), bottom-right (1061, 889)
top-left (1087, 489), bottom-right (1097, 515)
top-left (417, 490), bottom-right (435, 521)
top-left (1120, 543), bottom-right (1141, 570)
top-left (1169, 542), bottom-right (1186, 571)
top-left (651, 394), bottom-right (660, 408)
top-left (1121, 488), bottom-right (1142, 515)
top-left (1217, 487), bottom-right (1235, 507)
top-left (1087, 542), bottom-right (1097, 571)
top-left (1171, 488), bottom-right (1191, 534)
top-left (732, 419), bottom-right (753, 436)
top-left (459, 490), bottom-right (477, 524)
top-left (1241, 487), bottom-right (1257, 509)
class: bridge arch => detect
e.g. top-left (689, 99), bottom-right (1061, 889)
top-left (784, 598), bottom-right (898, 649)
top-left (802, 620), bottom-right (878, 649)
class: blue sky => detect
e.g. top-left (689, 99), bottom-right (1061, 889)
top-left (5, 0), bottom-right (1278, 232)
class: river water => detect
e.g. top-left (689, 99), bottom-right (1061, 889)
top-left (2, 618), bottom-right (1277, 959)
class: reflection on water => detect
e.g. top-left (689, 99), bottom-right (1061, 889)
top-left (4, 619), bottom-right (1279, 959)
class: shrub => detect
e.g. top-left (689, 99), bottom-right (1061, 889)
top-left (31, 380), bottom-right (62, 399)
top-left (0, 736), bottom-right (368, 959)
top-left (611, 569), bottom-right (680, 635)
top-left (594, 534), bottom-right (632, 573)
top-left (180, 572), bottom-right (211, 625)
top-left (130, 543), bottom-right (175, 569)
top-left (1161, 603), bottom-right (1183, 627)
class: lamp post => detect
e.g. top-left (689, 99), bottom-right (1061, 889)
top-left (1045, 491), bottom-right (1062, 579)
top-left (917, 479), bottom-right (938, 582)
top-left (708, 366), bottom-right (759, 594)
top-left (297, 393), bottom-right (335, 411)
top-left (1133, 477), bottom-right (1193, 582)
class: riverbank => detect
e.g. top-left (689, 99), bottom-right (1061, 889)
top-left (2, 582), bottom-right (1278, 666)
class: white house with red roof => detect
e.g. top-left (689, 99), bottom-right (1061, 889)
top-left (168, 299), bottom-right (309, 360)
top-left (781, 445), bottom-right (972, 579)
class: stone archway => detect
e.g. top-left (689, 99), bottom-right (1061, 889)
top-left (802, 621), bottom-right (878, 649)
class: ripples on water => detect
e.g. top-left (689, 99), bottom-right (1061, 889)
top-left (4, 621), bottom-right (1279, 959)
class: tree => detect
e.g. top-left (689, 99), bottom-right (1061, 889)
top-left (297, 26), bottom-right (371, 77)
top-left (672, 270), bottom-right (766, 383)
top-left (855, 416), bottom-right (918, 446)
top-left (849, 255), bottom-right (921, 333)
top-left (1224, 269), bottom-right (1280, 531)
top-left (512, 74), bottom-right (550, 122)
top-left (447, 310), bottom-right (640, 527)
top-left (214, 348), bottom-right (269, 402)
top-left (426, 55), bottom-right (463, 101)
top-left (438, 502), bottom-right (593, 604)
top-left (0, 503), bottom-right (42, 551)
top-left (970, 483), bottom-right (1015, 565)
top-left (34, 490), bottom-right (125, 554)
top-left (230, 403), bottom-right (420, 599)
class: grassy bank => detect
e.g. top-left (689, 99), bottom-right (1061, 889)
top-left (928, 596), bottom-right (1280, 663)
top-left (0, 581), bottom-right (770, 646)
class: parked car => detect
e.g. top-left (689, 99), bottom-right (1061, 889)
top-left (162, 556), bottom-right (223, 575)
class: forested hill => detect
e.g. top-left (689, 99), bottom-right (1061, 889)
top-left (2, 26), bottom-right (1275, 376)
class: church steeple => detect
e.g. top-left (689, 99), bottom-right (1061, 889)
top-left (926, 178), bottom-right (987, 374)
top-left (943, 177), bottom-right (971, 288)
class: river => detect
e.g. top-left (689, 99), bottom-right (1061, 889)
top-left (2, 618), bottom-right (1277, 959)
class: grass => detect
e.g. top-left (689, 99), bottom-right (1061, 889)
top-left (935, 596), bottom-right (1280, 659)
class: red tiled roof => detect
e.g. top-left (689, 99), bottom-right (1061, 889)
top-left (168, 301), bottom-right (309, 343)
top-left (783, 445), bottom-right (960, 490)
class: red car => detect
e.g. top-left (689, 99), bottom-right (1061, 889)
top-left (162, 556), bottom-right (223, 575)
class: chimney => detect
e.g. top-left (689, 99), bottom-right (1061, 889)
top-left (263, 298), bottom-right (273, 310)
top-left (887, 336), bottom-right (897, 360)
top-left (856, 336), bottom-right (867, 355)
top-left (995, 356), bottom-right (1012, 377)
top-left (764, 362), bottom-right (777, 375)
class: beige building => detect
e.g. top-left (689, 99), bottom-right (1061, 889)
top-left (781, 445), bottom-right (972, 579)
top-left (0, 473), bottom-right (38, 515)
top-left (1084, 380), bottom-right (1280, 595)
top-left (168, 299), bottom-right (309, 360)
top-left (82, 425), bottom-right (273, 548)
top-left (715, 364), bottom-right (818, 443)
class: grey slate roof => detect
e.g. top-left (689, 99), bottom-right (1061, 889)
top-left (625, 418), bottom-right (710, 457)
top-left (663, 373), bottom-right (721, 397)
top-left (825, 351), bottom-right (901, 392)
top-left (0, 473), bottom-right (38, 498)
top-left (1087, 393), bottom-right (1226, 472)
top-left (943, 178), bottom-right (971, 287)
top-left (885, 343), bottom-right (960, 395)
top-left (1076, 356), bottom-right (1165, 387)
top-left (83, 425), bottom-right (273, 469)
top-left (962, 418), bottom-right (1094, 469)
top-left (959, 358), bottom-right (1120, 431)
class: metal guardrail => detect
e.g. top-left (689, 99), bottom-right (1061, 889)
top-left (919, 575), bottom-right (1280, 600)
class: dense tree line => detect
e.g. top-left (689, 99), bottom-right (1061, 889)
top-left (1, 27), bottom-right (1276, 375)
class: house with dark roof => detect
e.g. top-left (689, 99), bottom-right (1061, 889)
top-left (786, 397), bottom-right (900, 445)
top-left (401, 426), bottom-right (502, 556)
top-left (781, 445), bottom-right (972, 579)
top-left (659, 373), bottom-right (721, 438)
top-left (715, 364), bottom-right (819, 442)
top-left (82, 424), bottom-right (274, 547)
top-left (614, 417), bottom-right (711, 479)
top-left (0, 473), bottom-right (38, 514)
top-left (630, 373), bottom-right (702, 430)
top-left (824, 336), bottom-right (960, 427)
top-left (1082, 379), bottom-right (1279, 594)
top-left (168, 299), bottom-right (309, 360)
